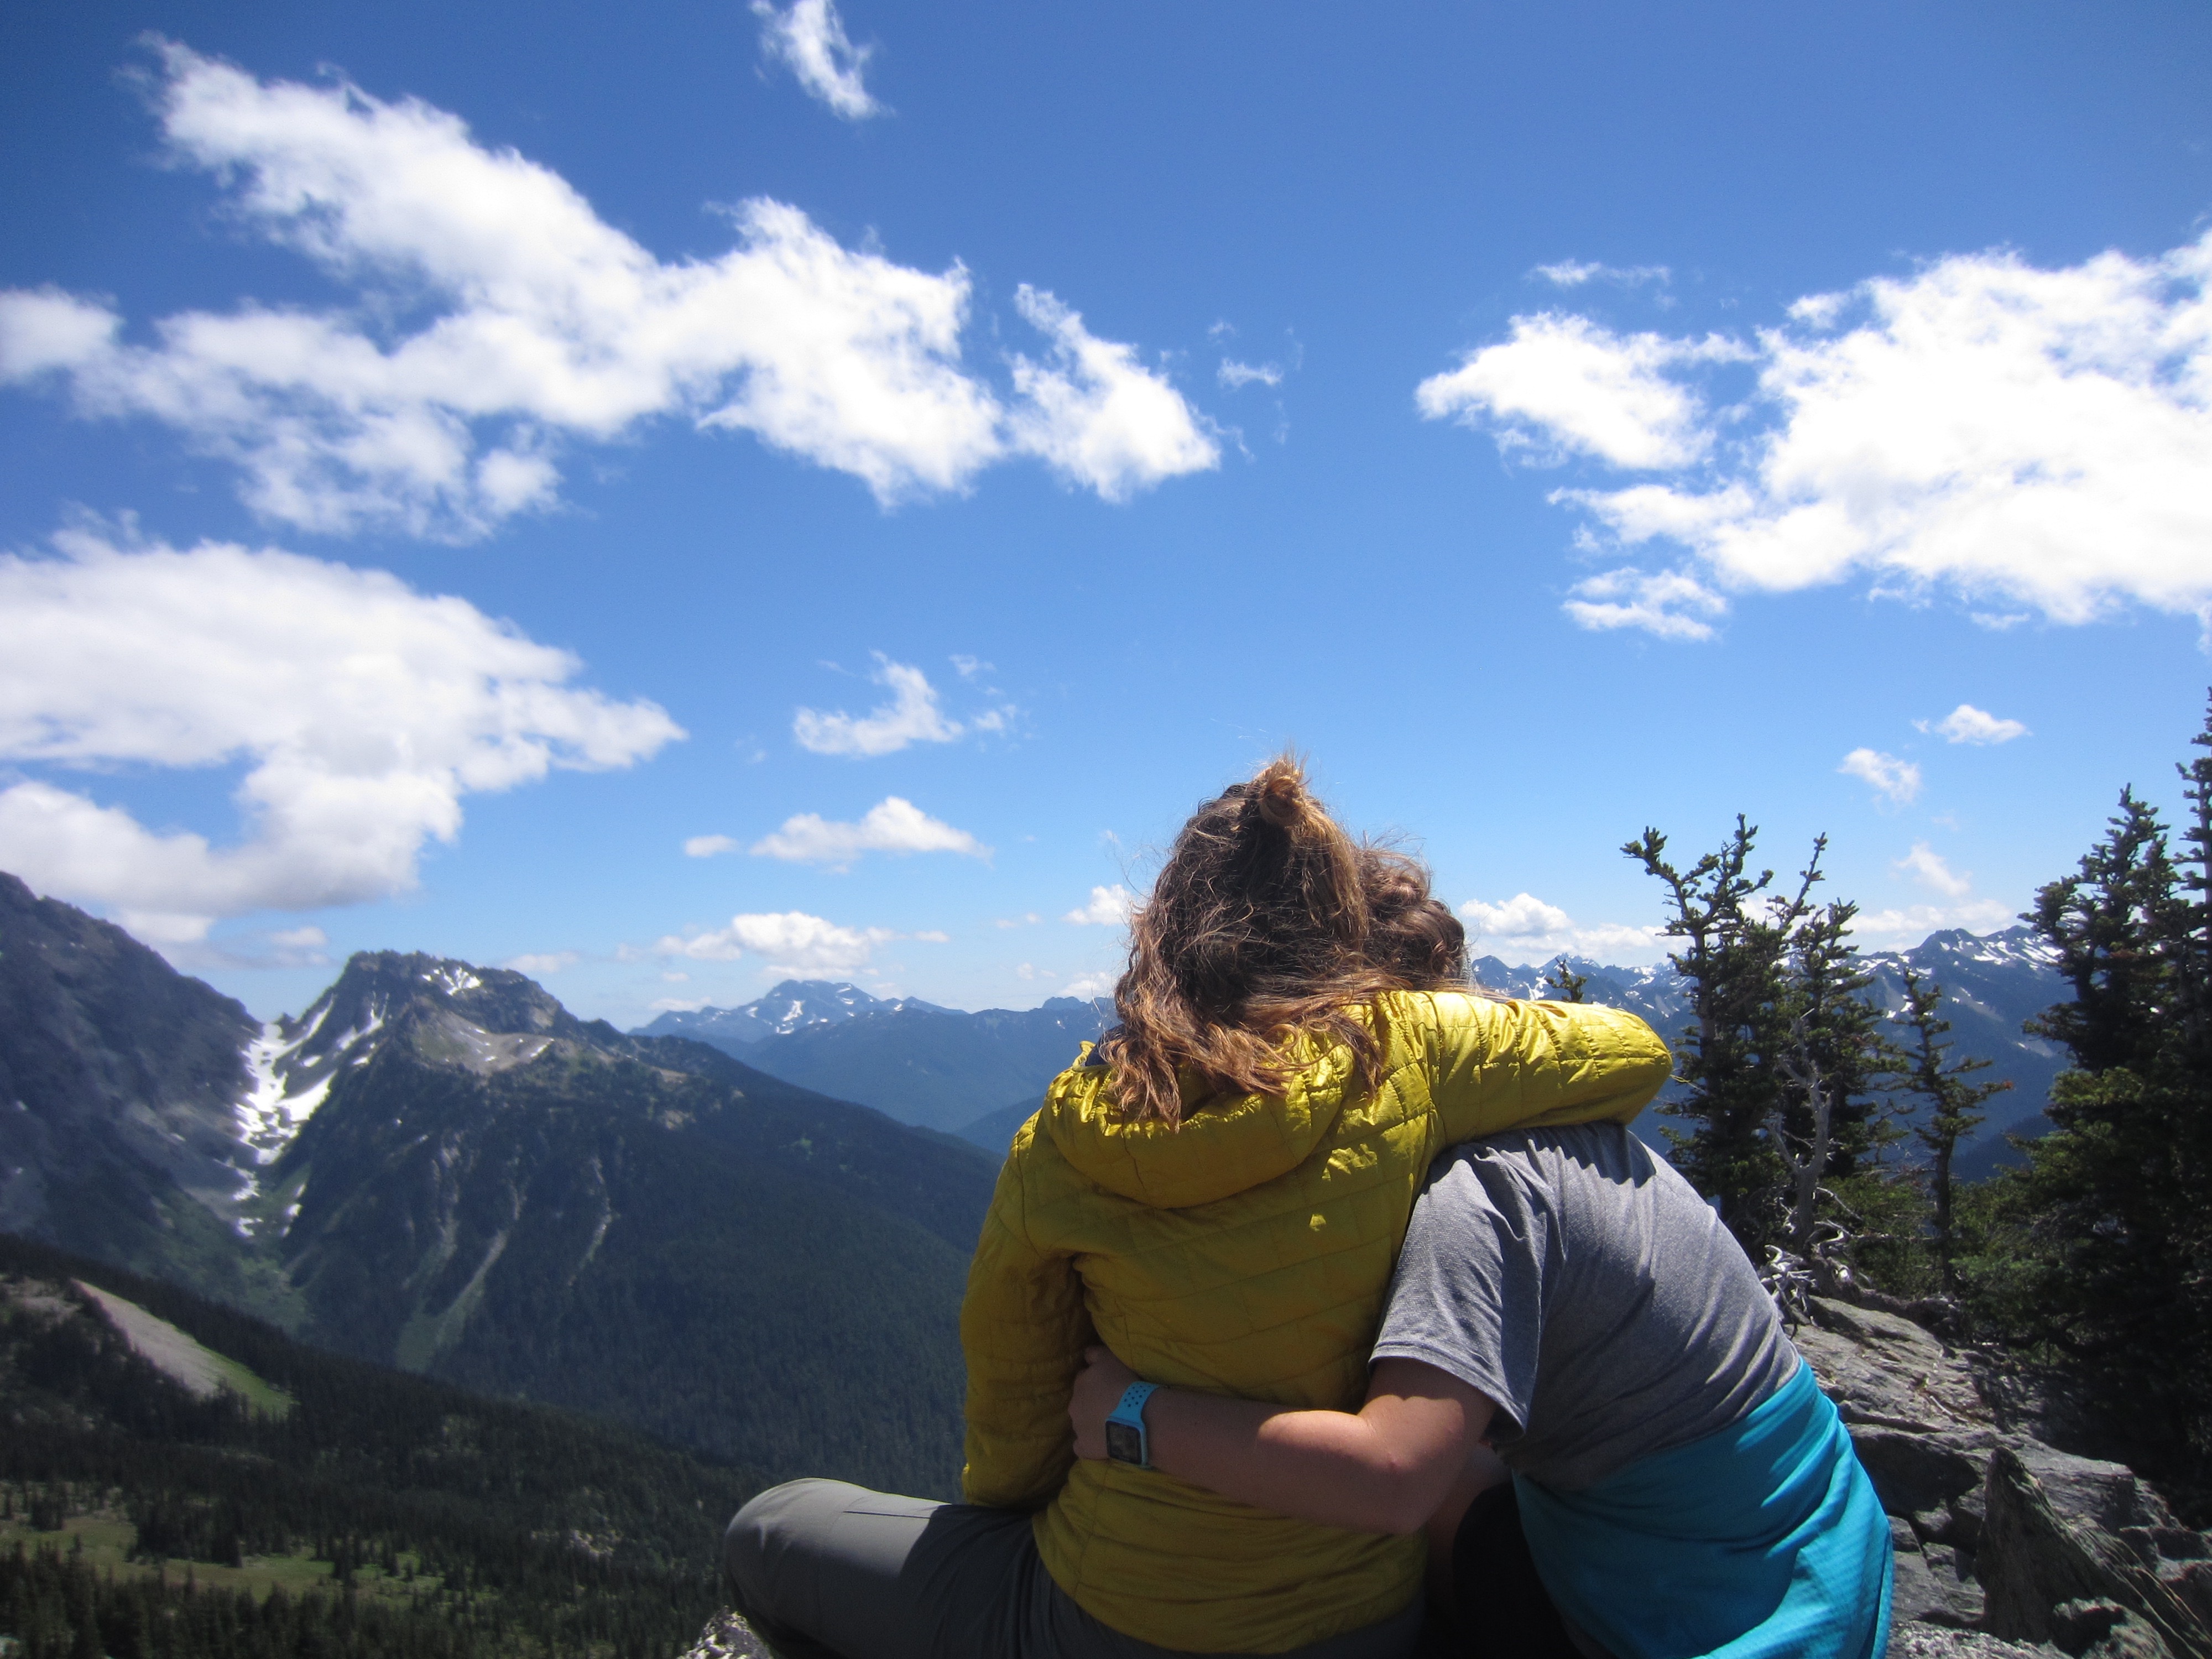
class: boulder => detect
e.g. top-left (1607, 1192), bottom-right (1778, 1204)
top-left (1978, 1447), bottom-right (2209, 1659)
top-left (1796, 1296), bottom-right (2212, 1650)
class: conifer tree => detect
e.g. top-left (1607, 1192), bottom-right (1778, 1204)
top-left (2011, 697), bottom-right (2212, 1478)
top-left (1893, 966), bottom-right (2009, 1289)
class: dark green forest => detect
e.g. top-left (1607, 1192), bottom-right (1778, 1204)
top-left (0, 1234), bottom-right (765, 1659)
top-left (1629, 697), bottom-right (2212, 1515)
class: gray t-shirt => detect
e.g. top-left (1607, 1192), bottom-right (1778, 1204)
top-left (1371, 1124), bottom-right (1797, 1491)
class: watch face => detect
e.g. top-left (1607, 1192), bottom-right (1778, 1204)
top-left (1104, 1420), bottom-right (1145, 1465)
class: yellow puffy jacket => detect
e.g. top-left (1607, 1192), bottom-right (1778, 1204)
top-left (959, 990), bottom-right (1671, 1652)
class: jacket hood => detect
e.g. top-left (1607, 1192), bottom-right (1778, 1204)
top-left (1042, 1040), bottom-right (1354, 1209)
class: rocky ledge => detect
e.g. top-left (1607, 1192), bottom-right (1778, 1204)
top-left (1798, 1296), bottom-right (2210, 1659)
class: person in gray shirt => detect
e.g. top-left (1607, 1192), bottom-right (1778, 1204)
top-left (1375, 1123), bottom-right (1798, 1495)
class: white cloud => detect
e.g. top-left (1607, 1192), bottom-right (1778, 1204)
top-left (1459, 893), bottom-right (1573, 940)
top-left (0, 527), bottom-right (680, 943)
top-left (749, 795), bottom-right (987, 867)
top-left (793, 655), bottom-right (962, 756)
top-left (1434, 231), bottom-right (2212, 637)
top-left (1218, 359), bottom-right (1282, 390)
top-left (1929, 703), bottom-right (2030, 745)
top-left (1531, 260), bottom-right (1671, 289)
top-left (684, 834), bottom-right (740, 858)
top-left (505, 950), bottom-right (580, 975)
top-left (751, 0), bottom-right (885, 119)
top-left (1063, 884), bottom-right (1138, 926)
top-left (1455, 894), bottom-right (1661, 967)
top-left (268, 925), bottom-right (327, 951)
top-left (1895, 841), bottom-right (1971, 898)
top-left (1561, 566), bottom-right (1728, 641)
top-left (1839, 748), bottom-right (1923, 806)
top-left (1416, 313), bottom-right (1749, 469)
top-left (1853, 899), bottom-right (2016, 947)
top-left (1062, 971), bottom-right (1116, 999)
top-left (0, 45), bottom-right (1208, 536)
top-left (654, 909), bottom-right (893, 972)
top-left (1007, 286), bottom-right (1220, 502)
top-left (995, 912), bottom-right (1043, 928)
top-left (950, 654), bottom-right (992, 680)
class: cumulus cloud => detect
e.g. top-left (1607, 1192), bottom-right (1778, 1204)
top-left (1853, 899), bottom-right (2016, 946)
top-left (1928, 703), bottom-right (2030, 744)
top-left (1429, 231), bottom-right (2212, 638)
top-left (1839, 748), bottom-right (1922, 806)
top-left (1895, 841), bottom-right (1971, 898)
top-left (749, 795), bottom-right (987, 867)
top-left (1459, 893), bottom-right (1572, 939)
top-left (0, 527), bottom-right (681, 943)
top-left (654, 910), bottom-right (891, 971)
top-left (1063, 884), bottom-right (1138, 926)
top-left (1417, 314), bottom-right (1749, 469)
top-left (752, 0), bottom-right (884, 119)
top-left (684, 834), bottom-right (740, 857)
top-left (1062, 971), bottom-right (1116, 999)
top-left (1007, 286), bottom-right (1220, 502)
top-left (0, 44), bottom-right (1211, 536)
top-left (793, 655), bottom-right (963, 756)
top-left (1457, 894), bottom-right (1660, 966)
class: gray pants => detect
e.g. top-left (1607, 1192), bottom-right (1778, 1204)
top-left (723, 1479), bottom-right (1426, 1659)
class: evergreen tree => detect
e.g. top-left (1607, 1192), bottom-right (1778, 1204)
top-left (2010, 703), bottom-right (2212, 1481)
top-left (1539, 960), bottom-right (1588, 1003)
top-left (1625, 820), bottom-right (1814, 1250)
top-left (1892, 966), bottom-right (2009, 1290)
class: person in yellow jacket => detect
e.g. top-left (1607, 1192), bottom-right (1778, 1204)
top-left (724, 758), bottom-right (1671, 1659)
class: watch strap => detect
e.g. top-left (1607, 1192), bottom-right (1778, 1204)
top-left (1105, 1380), bottom-right (1160, 1468)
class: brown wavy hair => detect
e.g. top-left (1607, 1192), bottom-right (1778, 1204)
top-left (1095, 757), bottom-right (1467, 1125)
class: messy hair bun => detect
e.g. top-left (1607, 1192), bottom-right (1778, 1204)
top-left (1099, 754), bottom-right (1431, 1124)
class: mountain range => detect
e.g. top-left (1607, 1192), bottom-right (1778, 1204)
top-left (0, 865), bottom-right (2073, 1500)
top-left (0, 873), bottom-right (993, 1496)
top-left (638, 927), bottom-right (2069, 1177)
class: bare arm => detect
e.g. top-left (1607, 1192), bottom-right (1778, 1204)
top-left (1068, 1347), bottom-right (1496, 1536)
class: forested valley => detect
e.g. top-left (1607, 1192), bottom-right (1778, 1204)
top-left (0, 1234), bottom-right (762, 1659)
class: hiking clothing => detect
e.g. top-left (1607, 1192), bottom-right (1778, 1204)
top-left (1371, 1126), bottom-right (1797, 1491)
top-left (1378, 1125), bottom-right (1890, 1659)
top-left (961, 992), bottom-right (1671, 1652)
top-left (723, 1478), bottom-right (1426, 1659)
top-left (1514, 1364), bottom-right (1893, 1659)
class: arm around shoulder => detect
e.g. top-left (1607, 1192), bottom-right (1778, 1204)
top-left (1421, 992), bottom-right (1672, 1143)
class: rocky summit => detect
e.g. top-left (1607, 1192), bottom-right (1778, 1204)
top-left (1794, 1297), bottom-right (2210, 1657)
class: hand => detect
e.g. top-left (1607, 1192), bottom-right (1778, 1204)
top-left (1068, 1345), bottom-right (1141, 1460)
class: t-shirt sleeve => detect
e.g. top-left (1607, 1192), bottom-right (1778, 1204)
top-left (1369, 1153), bottom-right (1548, 1442)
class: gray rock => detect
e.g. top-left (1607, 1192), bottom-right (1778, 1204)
top-left (1979, 1447), bottom-right (2210, 1659)
top-left (1892, 1521), bottom-right (1987, 1628)
top-left (2049, 1600), bottom-right (2174, 1659)
top-left (1886, 1624), bottom-right (2057, 1659)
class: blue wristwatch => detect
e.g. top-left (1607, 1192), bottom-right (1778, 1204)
top-left (1104, 1381), bottom-right (1160, 1469)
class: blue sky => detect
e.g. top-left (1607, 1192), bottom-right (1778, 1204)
top-left (3, 0), bottom-right (2209, 1026)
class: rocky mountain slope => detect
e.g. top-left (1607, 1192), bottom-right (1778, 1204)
top-left (0, 883), bottom-right (998, 1495)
